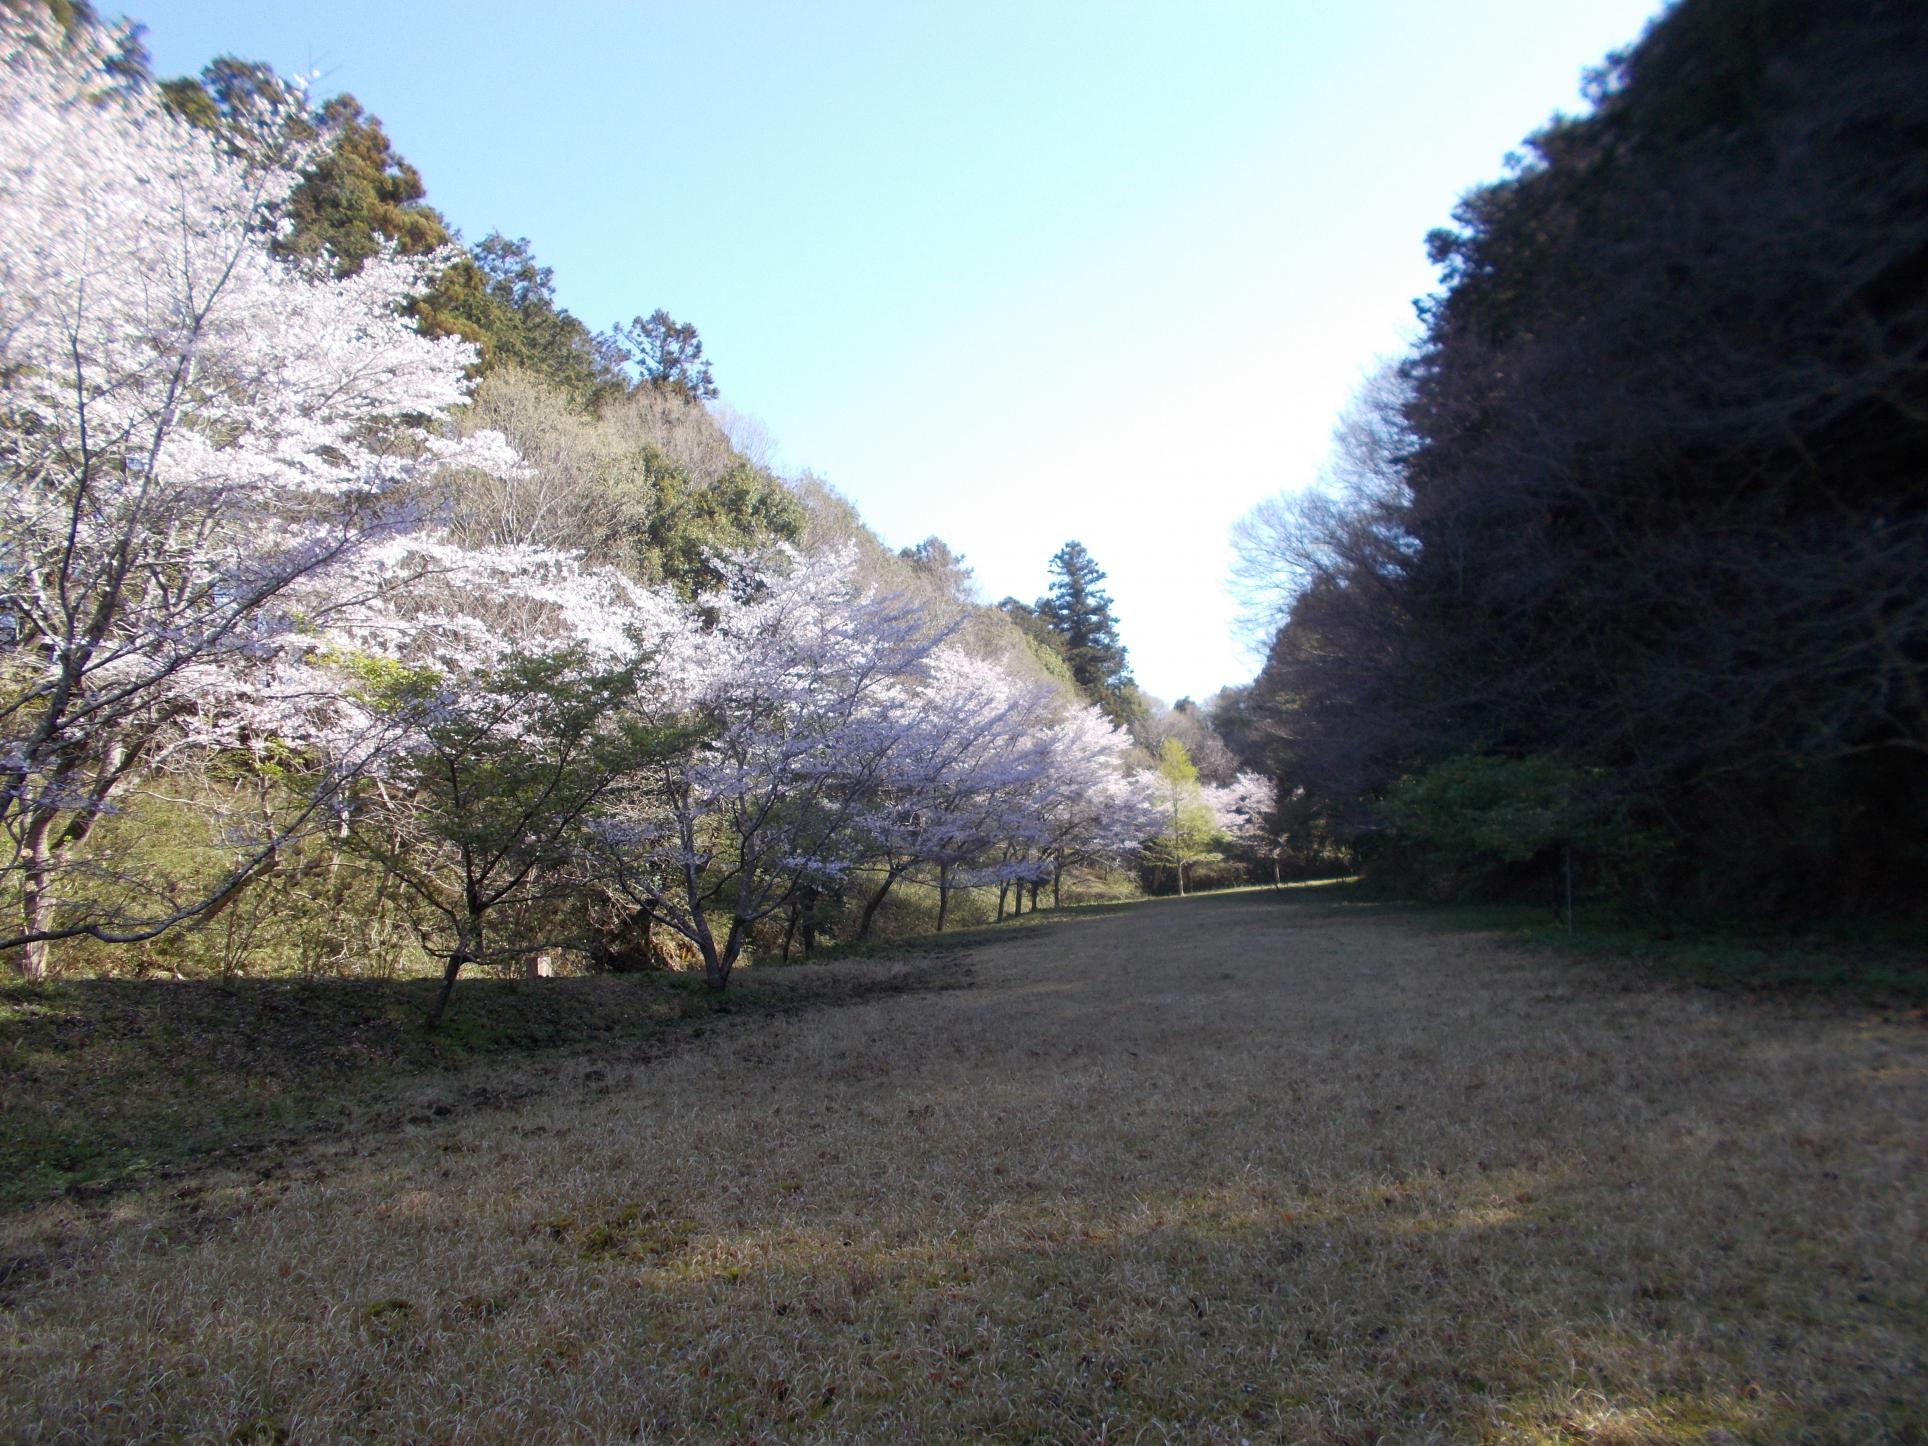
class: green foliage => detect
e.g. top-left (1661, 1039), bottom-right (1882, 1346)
top-left (284, 94), bottom-right (451, 272)
top-left (323, 648), bottom-right (444, 710)
top-left (160, 63), bottom-right (451, 282)
top-left (898, 537), bottom-right (975, 605)
top-left (613, 310), bottom-right (718, 402)
top-left (995, 598), bottom-right (1087, 698)
top-left (1378, 753), bottom-right (1681, 911)
top-left (437, 660), bottom-right (644, 825)
top-left (1013, 542), bottom-right (1138, 725)
top-left (363, 651), bottom-right (685, 939)
top-left (1036, 541), bottom-right (1133, 710)
top-left (1010, 625), bottom-right (1079, 693)
top-left (1380, 754), bottom-right (1583, 868)
top-left (348, 649), bottom-right (702, 1024)
top-left (156, 73), bottom-right (219, 127)
top-left (1156, 736), bottom-right (1198, 791)
top-left (1141, 739), bottom-right (1223, 894)
top-left (449, 366), bottom-right (804, 597)
top-left (157, 55), bottom-right (296, 137)
top-left (156, 57), bottom-right (624, 398)
top-left (35, 0), bottom-right (94, 37)
top-left (18, 766), bottom-right (429, 984)
top-left (443, 234), bottom-right (627, 404)
top-left (617, 445), bottom-right (805, 598)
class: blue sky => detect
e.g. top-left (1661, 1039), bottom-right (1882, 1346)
top-left (139, 0), bottom-right (1666, 706)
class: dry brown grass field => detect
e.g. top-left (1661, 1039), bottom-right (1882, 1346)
top-left (2, 890), bottom-right (1923, 1442)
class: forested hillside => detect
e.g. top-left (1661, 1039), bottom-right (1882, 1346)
top-left (0, 4), bottom-right (1278, 1007)
top-left (1230, 0), bottom-right (1927, 930)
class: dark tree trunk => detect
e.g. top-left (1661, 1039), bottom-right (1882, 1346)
top-left (18, 814), bottom-right (56, 982)
top-left (856, 868), bottom-right (900, 941)
top-left (427, 941), bottom-right (473, 1030)
top-left (705, 917), bottom-right (747, 991)
top-left (797, 885), bottom-right (820, 956)
top-left (936, 863), bottom-right (951, 933)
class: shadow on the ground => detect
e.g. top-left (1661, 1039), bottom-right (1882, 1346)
top-left (0, 949), bottom-right (969, 1210)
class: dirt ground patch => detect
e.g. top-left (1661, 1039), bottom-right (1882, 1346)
top-left (2, 891), bottom-right (1922, 1441)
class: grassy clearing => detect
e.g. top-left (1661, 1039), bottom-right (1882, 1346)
top-left (1315, 881), bottom-right (1928, 1004)
top-left (0, 951), bottom-right (967, 1210)
top-left (2, 889), bottom-right (1923, 1441)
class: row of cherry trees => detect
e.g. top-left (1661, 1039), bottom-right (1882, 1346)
top-left (1, 15), bottom-right (1276, 1010)
top-left (328, 542), bottom-right (1180, 1019)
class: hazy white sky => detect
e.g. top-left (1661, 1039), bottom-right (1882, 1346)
top-left (141, 0), bottom-right (1666, 704)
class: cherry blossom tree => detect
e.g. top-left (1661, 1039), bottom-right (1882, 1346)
top-left (845, 648), bottom-right (1058, 939)
top-left (947, 699), bottom-right (1156, 922)
top-left (590, 548), bottom-right (947, 988)
top-left (1026, 707), bottom-right (1162, 910)
top-left (1207, 772), bottom-right (1284, 885)
top-left (0, 14), bottom-right (514, 977)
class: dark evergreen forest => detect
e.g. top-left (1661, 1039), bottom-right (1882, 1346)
top-left (1230, 0), bottom-right (1927, 930)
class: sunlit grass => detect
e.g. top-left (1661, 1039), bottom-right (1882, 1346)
top-left (2, 892), bottom-right (1921, 1440)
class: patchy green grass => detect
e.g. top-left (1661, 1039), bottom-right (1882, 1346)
top-left (0, 953), bottom-right (967, 1210)
top-left (1, 890), bottom-right (1921, 1441)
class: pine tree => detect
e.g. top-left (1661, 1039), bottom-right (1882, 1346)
top-left (616, 310), bottom-right (719, 401)
top-left (1036, 541), bottom-right (1133, 711)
